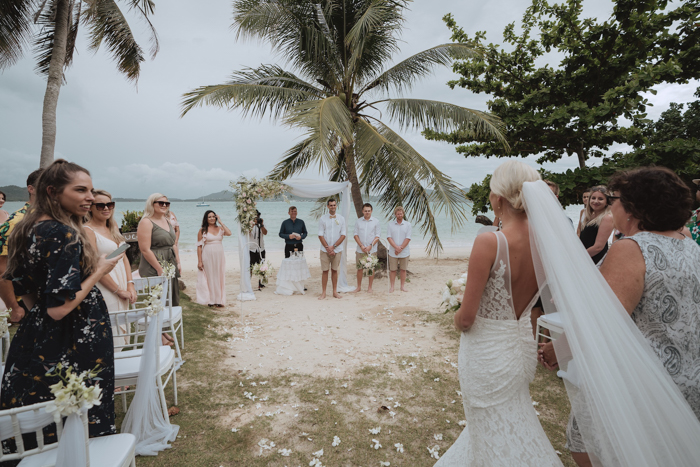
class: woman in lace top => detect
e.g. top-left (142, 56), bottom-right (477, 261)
top-left (541, 167), bottom-right (700, 467)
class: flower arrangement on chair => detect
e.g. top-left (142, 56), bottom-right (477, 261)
top-left (0, 309), bottom-right (10, 336)
top-left (251, 261), bottom-right (275, 286)
top-left (45, 364), bottom-right (103, 418)
top-left (356, 254), bottom-right (380, 277)
top-left (440, 272), bottom-right (468, 313)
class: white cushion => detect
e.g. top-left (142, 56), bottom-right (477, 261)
top-left (114, 346), bottom-right (175, 380)
top-left (18, 433), bottom-right (136, 467)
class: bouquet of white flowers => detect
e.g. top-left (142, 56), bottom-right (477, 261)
top-left (0, 309), bottom-right (10, 336)
top-left (158, 259), bottom-right (176, 279)
top-left (251, 261), bottom-right (275, 285)
top-left (144, 283), bottom-right (164, 316)
top-left (440, 272), bottom-right (468, 313)
top-left (356, 254), bottom-right (380, 276)
top-left (45, 363), bottom-right (102, 418)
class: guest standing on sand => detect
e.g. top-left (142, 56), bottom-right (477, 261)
top-left (318, 199), bottom-right (346, 300)
top-left (0, 168), bottom-right (43, 323)
top-left (579, 186), bottom-right (614, 264)
top-left (279, 206), bottom-right (307, 257)
top-left (352, 203), bottom-right (380, 293)
top-left (196, 210), bottom-right (231, 307)
top-left (387, 206), bottom-right (411, 293)
top-left (248, 210), bottom-right (267, 289)
top-left (138, 193), bottom-right (182, 304)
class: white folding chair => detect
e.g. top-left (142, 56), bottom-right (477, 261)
top-left (0, 401), bottom-right (135, 467)
top-left (536, 311), bottom-right (564, 342)
top-left (0, 330), bottom-right (10, 363)
top-left (110, 305), bottom-right (178, 417)
top-left (131, 277), bottom-right (184, 363)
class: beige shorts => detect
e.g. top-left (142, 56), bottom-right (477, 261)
top-left (389, 255), bottom-right (409, 271)
top-left (320, 250), bottom-right (342, 271)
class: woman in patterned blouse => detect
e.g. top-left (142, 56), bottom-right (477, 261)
top-left (2, 159), bottom-right (123, 441)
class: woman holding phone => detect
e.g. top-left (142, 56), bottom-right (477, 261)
top-left (2, 159), bottom-right (122, 438)
top-left (84, 189), bottom-right (137, 346)
top-left (196, 210), bottom-right (231, 307)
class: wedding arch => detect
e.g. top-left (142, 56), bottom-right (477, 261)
top-left (232, 177), bottom-right (356, 300)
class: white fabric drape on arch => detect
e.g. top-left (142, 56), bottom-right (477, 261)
top-left (523, 180), bottom-right (700, 466)
top-left (237, 179), bottom-right (355, 301)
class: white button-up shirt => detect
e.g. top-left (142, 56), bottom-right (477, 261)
top-left (247, 224), bottom-right (265, 252)
top-left (353, 216), bottom-right (381, 254)
top-left (387, 220), bottom-right (412, 258)
top-left (318, 213), bottom-right (346, 254)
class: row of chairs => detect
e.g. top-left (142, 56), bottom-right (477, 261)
top-left (0, 275), bottom-right (184, 466)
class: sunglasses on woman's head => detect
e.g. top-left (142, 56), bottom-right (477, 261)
top-left (154, 201), bottom-right (171, 207)
top-left (93, 202), bottom-right (115, 210)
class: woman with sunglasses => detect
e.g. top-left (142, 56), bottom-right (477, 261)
top-left (579, 185), bottom-right (614, 264)
top-left (138, 194), bottom-right (181, 310)
top-left (84, 190), bottom-right (137, 347)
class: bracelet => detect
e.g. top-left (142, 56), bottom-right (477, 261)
top-left (127, 280), bottom-right (134, 284)
top-left (113, 287), bottom-right (120, 294)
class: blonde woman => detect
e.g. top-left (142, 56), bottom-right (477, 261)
top-left (138, 194), bottom-right (181, 302)
top-left (579, 186), bottom-right (614, 264)
top-left (84, 190), bottom-right (137, 348)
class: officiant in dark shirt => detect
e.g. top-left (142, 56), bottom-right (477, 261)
top-left (279, 206), bottom-right (308, 258)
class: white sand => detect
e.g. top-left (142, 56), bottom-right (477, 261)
top-left (179, 247), bottom-right (472, 377)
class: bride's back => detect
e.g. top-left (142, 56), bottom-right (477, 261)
top-left (500, 225), bottom-right (538, 319)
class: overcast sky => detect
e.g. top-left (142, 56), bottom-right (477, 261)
top-left (0, 0), bottom-right (696, 199)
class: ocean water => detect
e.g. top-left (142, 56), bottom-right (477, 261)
top-left (1, 200), bottom-right (583, 254)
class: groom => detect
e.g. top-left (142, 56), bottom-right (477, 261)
top-left (318, 198), bottom-right (346, 299)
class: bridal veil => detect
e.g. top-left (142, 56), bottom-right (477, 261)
top-left (522, 180), bottom-right (700, 466)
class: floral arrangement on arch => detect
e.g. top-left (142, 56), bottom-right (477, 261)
top-left (440, 272), bottom-right (468, 313)
top-left (231, 177), bottom-right (288, 234)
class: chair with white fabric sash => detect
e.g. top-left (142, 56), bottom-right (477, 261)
top-left (131, 276), bottom-right (184, 365)
top-left (111, 305), bottom-right (177, 418)
top-left (0, 401), bottom-right (136, 467)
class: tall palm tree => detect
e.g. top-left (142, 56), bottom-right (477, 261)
top-left (0, 0), bottom-right (159, 167)
top-left (181, 0), bottom-right (506, 254)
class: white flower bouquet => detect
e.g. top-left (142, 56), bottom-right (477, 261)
top-left (144, 283), bottom-right (164, 316)
top-left (251, 261), bottom-right (275, 285)
top-left (45, 363), bottom-right (102, 418)
top-left (158, 258), bottom-right (176, 279)
top-left (0, 309), bottom-right (10, 336)
top-left (440, 272), bottom-right (468, 313)
top-left (231, 177), bottom-right (287, 234)
top-left (356, 254), bottom-right (380, 276)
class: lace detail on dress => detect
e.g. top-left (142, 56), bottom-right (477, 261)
top-left (478, 260), bottom-right (515, 320)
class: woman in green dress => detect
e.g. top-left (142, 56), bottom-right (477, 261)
top-left (137, 193), bottom-right (181, 328)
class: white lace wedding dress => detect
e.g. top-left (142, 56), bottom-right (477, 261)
top-left (436, 231), bottom-right (563, 466)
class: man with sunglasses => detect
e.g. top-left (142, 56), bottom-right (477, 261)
top-left (0, 168), bottom-right (44, 322)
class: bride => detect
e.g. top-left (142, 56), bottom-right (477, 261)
top-left (440, 160), bottom-right (700, 466)
top-left (436, 161), bottom-right (563, 466)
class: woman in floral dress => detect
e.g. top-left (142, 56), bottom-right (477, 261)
top-left (2, 159), bottom-right (123, 438)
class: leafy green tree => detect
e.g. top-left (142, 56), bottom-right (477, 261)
top-left (428, 0), bottom-right (699, 213)
top-left (180, 0), bottom-right (506, 254)
top-left (0, 0), bottom-right (159, 167)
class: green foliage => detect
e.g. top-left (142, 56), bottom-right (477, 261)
top-left (120, 210), bottom-right (143, 233)
top-left (429, 0), bottom-right (699, 168)
top-left (181, 0), bottom-right (508, 255)
top-left (465, 175), bottom-right (492, 214)
top-left (436, 0), bottom-right (700, 213)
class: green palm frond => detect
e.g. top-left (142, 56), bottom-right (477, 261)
top-left (284, 96), bottom-right (354, 155)
top-left (64, 1), bottom-right (82, 69)
top-left (32, 0), bottom-right (59, 77)
top-left (381, 98), bottom-right (508, 148)
top-left (269, 135), bottom-right (320, 181)
top-left (83, 0), bottom-right (146, 82)
top-left (230, 65), bottom-right (327, 97)
top-left (180, 83), bottom-right (317, 119)
top-left (0, 0), bottom-right (37, 70)
top-left (356, 119), bottom-right (468, 255)
top-left (125, 0), bottom-right (159, 58)
top-left (360, 44), bottom-right (477, 95)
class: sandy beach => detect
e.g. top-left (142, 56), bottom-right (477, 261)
top-left (179, 247), bottom-right (471, 377)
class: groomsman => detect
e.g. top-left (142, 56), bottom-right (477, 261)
top-left (318, 198), bottom-right (346, 300)
top-left (387, 206), bottom-right (411, 293)
top-left (352, 203), bottom-right (380, 293)
top-left (279, 206), bottom-right (307, 258)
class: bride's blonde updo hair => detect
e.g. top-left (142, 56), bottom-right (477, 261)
top-left (490, 160), bottom-right (541, 212)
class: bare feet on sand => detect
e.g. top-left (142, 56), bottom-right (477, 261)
top-left (401, 287), bottom-right (409, 292)
top-left (389, 286), bottom-right (395, 293)
top-left (333, 292), bottom-right (342, 299)
top-left (318, 293), bottom-right (326, 300)
top-left (367, 287), bottom-right (373, 293)
top-left (350, 287), bottom-right (361, 293)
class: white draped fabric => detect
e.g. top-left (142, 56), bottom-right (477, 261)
top-left (522, 180), bottom-right (700, 466)
top-left (238, 179), bottom-right (355, 300)
top-left (55, 410), bottom-right (87, 467)
top-left (121, 312), bottom-right (179, 455)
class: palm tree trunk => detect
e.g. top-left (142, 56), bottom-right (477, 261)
top-left (39, 0), bottom-right (71, 168)
top-left (343, 143), bottom-right (365, 218)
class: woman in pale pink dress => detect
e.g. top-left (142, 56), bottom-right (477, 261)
top-left (196, 210), bottom-right (231, 307)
